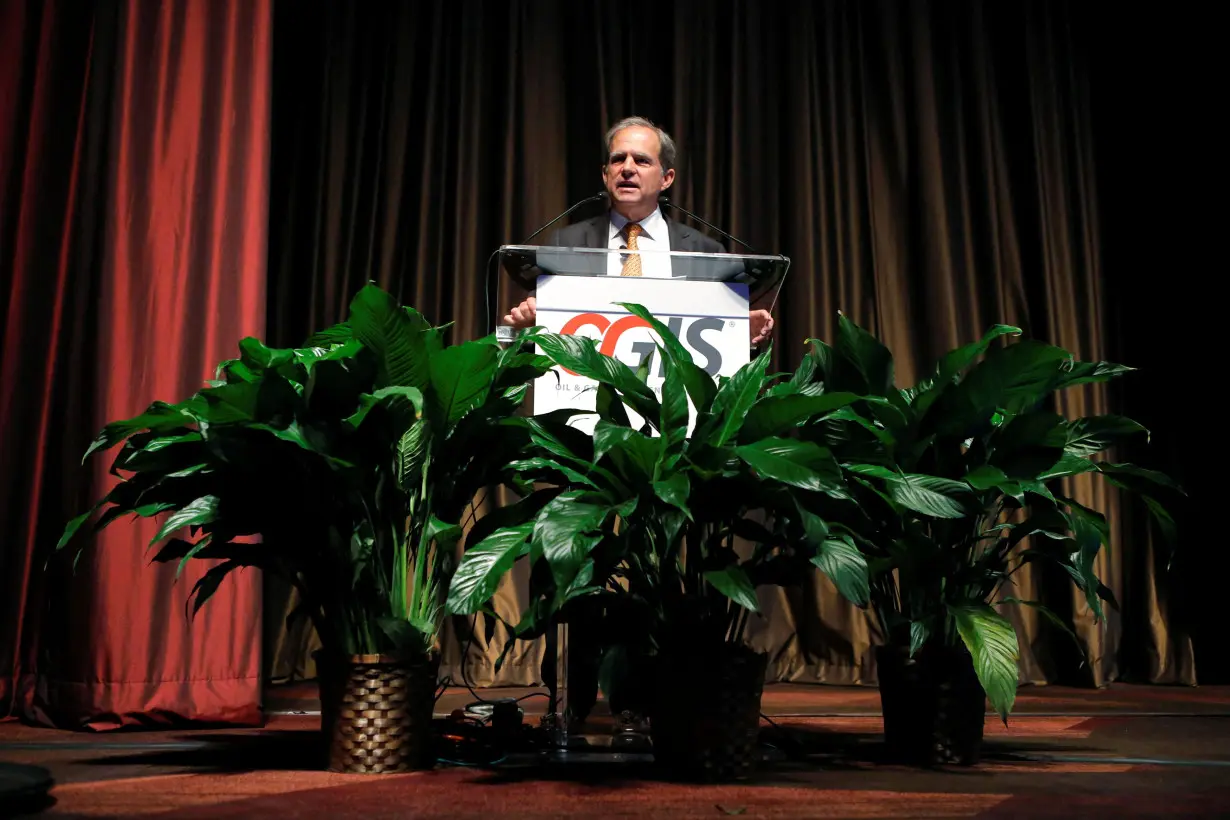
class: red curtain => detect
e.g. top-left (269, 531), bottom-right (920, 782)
top-left (1, 0), bottom-right (270, 728)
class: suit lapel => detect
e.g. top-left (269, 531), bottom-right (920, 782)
top-left (585, 214), bottom-right (608, 249)
top-left (667, 217), bottom-right (688, 251)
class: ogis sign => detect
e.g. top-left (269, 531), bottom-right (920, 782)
top-left (557, 312), bottom-right (728, 377)
top-left (532, 275), bottom-right (751, 432)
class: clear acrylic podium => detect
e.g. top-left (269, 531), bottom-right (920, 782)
top-left (497, 243), bottom-right (790, 750)
top-left (499, 244), bottom-right (790, 299)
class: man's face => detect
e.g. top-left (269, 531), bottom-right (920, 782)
top-left (602, 126), bottom-right (675, 217)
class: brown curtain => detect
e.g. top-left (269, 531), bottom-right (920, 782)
top-left (262, 0), bottom-right (1197, 690)
top-left (0, 0), bottom-right (270, 727)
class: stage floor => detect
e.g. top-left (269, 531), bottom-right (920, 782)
top-left (3, 683), bottom-right (1229, 818)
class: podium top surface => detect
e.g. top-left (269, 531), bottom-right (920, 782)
top-left (498, 244), bottom-right (789, 298)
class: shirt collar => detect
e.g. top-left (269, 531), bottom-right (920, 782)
top-left (609, 206), bottom-right (666, 241)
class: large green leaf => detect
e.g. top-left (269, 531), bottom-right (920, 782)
top-left (530, 332), bottom-right (660, 424)
top-left (304, 321), bottom-right (353, 347)
top-left (652, 473), bottom-right (691, 518)
top-left (510, 416), bottom-right (629, 495)
top-left (660, 350), bottom-right (691, 451)
top-left (703, 565), bottom-right (760, 612)
top-left (493, 347), bottom-right (554, 391)
top-left (83, 401), bottom-right (199, 461)
top-left (886, 474), bottom-right (971, 519)
top-left (1052, 360), bottom-right (1134, 391)
top-left (592, 421), bottom-right (659, 481)
top-left (964, 465), bottom-right (1010, 491)
top-left (909, 621), bottom-right (930, 657)
top-left (949, 603), bottom-right (1020, 723)
top-left (377, 616), bottom-right (431, 653)
top-left (765, 345), bottom-right (820, 398)
top-left (57, 507), bottom-right (99, 551)
top-left (151, 495), bottom-right (220, 544)
top-left (345, 385), bottom-right (425, 430)
top-left (1064, 502), bottom-right (1109, 621)
top-left (238, 337), bottom-right (295, 372)
top-left (1097, 465), bottom-right (1182, 555)
top-left (792, 498), bottom-right (830, 547)
top-left (835, 312), bottom-right (895, 396)
top-left (739, 392), bottom-right (861, 443)
top-left (396, 419), bottom-right (430, 492)
top-left (619, 302), bottom-right (717, 412)
top-left (1096, 462), bottom-right (1185, 495)
top-left (928, 341), bottom-right (1073, 437)
top-left (734, 438), bottom-right (843, 492)
top-left (913, 324), bottom-right (1021, 417)
top-left (1036, 452), bottom-right (1097, 481)
top-left (595, 382), bottom-right (632, 427)
top-left (706, 350), bottom-right (771, 446)
top-left (463, 489), bottom-right (563, 552)
top-left (993, 411), bottom-right (1066, 451)
top-left (1063, 415), bottom-right (1148, 456)
top-left (507, 457), bottom-right (598, 488)
top-left (810, 534), bottom-right (869, 606)
top-left (186, 558), bottom-right (246, 617)
top-left (446, 524), bottom-right (533, 615)
top-left (533, 494), bottom-right (612, 591)
top-left (348, 283), bottom-right (431, 391)
top-left (993, 507), bottom-right (1072, 552)
top-left (114, 432), bottom-right (206, 474)
top-left (429, 342), bottom-right (498, 425)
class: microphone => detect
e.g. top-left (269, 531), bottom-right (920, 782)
top-left (522, 192), bottom-right (607, 243)
top-left (659, 196), bottom-right (792, 323)
top-left (659, 195), bottom-right (758, 254)
top-left (488, 192), bottom-right (607, 336)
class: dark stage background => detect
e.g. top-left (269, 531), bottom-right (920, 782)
top-left (1, 0), bottom-right (1214, 727)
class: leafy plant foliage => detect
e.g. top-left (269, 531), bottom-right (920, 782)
top-left (59, 284), bottom-right (552, 659)
top-left (791, 314), bottom-right (1183, 720)
top-left (447, 304), bottom-right (872, 699)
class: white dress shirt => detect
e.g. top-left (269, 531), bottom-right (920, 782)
top-left (607, 207), bottom-right (672, 278)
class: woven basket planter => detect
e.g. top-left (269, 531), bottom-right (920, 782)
top-left (316, 652), bottom-right (440, 774)
top-left (876, 644), bottom-right (987, 766)
top-left (649, 644), bottom-right (768, 782)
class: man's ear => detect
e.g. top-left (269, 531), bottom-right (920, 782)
top-left (661, 169), bottom-right (676, 191)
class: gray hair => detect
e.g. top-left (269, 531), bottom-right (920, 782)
top-left (604, 116), bottom-right (677, 174)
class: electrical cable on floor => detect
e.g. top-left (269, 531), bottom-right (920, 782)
top-left (759, 712), bottom-right (808, 760)
top-left (437, 755), bottom-right (508, 769)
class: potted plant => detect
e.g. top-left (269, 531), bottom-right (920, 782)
top-left (791, 314), bottom-right (1182, 765)
top-left (447, 305), bottom-right (870, 781)
top-left (57, 283), bottom-right (553, 773)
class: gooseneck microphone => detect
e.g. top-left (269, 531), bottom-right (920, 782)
top-left (488, 192), bottom-right (608, 334)
top-left (522, 192), bottom-right (608, 243)
top-left (658, 195), bottom-right (758, 254)
top-left (659, 195), bottom-right (792, 319)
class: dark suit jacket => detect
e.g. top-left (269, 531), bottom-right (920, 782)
top-left (547, 213), bottom-right (725, 255)
top-left (530, 212), bottom-right (753, 284)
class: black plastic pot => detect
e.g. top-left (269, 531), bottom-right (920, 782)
top-left (875, 644), bottom-right (987, 766)
top-left (649, 643), bottom-right (768, 782)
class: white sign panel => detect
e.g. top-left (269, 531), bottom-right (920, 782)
top-left (533, 274), bottom-right (750, 433)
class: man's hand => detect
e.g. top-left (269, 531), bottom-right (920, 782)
top-left (503, 296), bottom-right (537, 328)
top-left (751, 309), bottom-right (775, 346)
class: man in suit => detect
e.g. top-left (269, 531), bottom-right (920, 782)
top-left (503, 116), bottom-right (775, 345)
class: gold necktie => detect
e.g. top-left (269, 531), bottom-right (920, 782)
top-left (620, 222), bottom-right (643, 277)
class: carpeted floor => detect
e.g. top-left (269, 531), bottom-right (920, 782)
top-left (3, 684), bottom-right (1228, 819)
